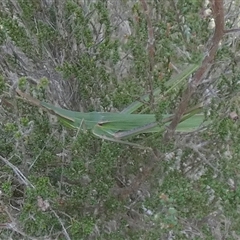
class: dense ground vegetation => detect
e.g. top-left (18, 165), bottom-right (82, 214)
top-left (1, 0), bottom-right (240, 239)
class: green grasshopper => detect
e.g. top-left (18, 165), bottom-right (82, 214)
top-left (17, 64), bottom-right (208, 148)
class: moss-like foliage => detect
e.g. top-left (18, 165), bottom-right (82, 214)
top-left (1, 0), bottom-right (240, 239)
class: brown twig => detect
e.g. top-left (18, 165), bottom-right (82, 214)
top-left (224, 28), bottom-right (240, 34)
top-left (112, 149), bottom-right (162, 201)
top-left (139, 0), bottom-right (155, 108)
top-left (139, 0), bottom-right (155, 71)
top-left (165, 0), bottom-right (225, 139)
